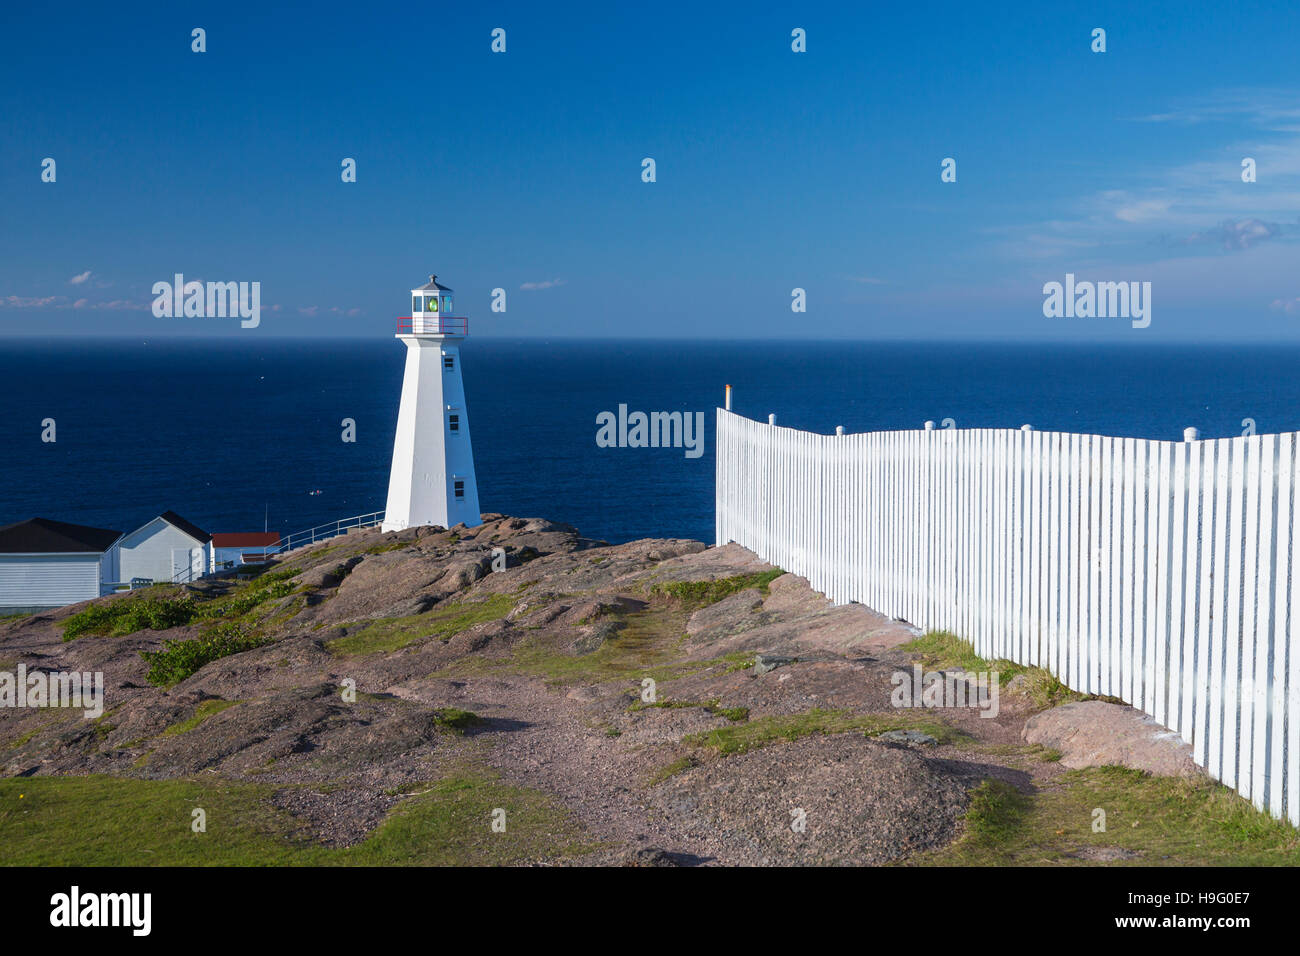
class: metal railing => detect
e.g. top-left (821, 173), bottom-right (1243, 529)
top-left (101, 511), bottom-right (386, 591)
top-left (397, 316), bottom-right (469, 335)
top-left (266, 510), bottom-right (386, 556)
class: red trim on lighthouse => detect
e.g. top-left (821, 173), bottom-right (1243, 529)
top-left (397, 316), bottom-right (469, 335)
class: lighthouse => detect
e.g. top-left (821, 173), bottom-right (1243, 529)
top-left (381, 275), bottom-right (481, 533)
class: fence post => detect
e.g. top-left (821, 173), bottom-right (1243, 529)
top-left (924, 420), bottom-right (935, 431)
top-left (1184, 427), bottom-right (1199, 442)
top-left (835, 425), bottom-right (845, 436)
top-left (725, 384), bottom-right (732, 411)
top-left (768, 413), bottom-right (777, 425)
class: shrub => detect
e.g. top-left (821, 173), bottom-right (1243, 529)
top-left (139, 623), bottom-right (272, 687)
top-left (63, 597), bottom-right (197, 642)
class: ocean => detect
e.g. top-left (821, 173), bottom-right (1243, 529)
top-left (2, 339), bottom-right (1299, 546)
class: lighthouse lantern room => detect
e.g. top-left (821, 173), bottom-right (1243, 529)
top-left (382, 274), bottom-right (481, 532)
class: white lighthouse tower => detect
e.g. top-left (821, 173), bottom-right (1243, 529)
top-left (382, 274), bottom-right (481, 533)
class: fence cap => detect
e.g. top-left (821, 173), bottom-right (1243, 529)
top-left (924, 420), bottom-right (935, 431)
top-left (835, 425), bottom-right (845, 435)
top-left (1021, 424), bottom-right (1033, 431)
top-left (1183, 426), bottom-right (1200, 442)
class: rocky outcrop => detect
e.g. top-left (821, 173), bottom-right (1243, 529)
top-left (1022, 700), bottom-right (1202, 777)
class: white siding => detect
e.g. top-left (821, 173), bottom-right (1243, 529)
top-left (117, 519), bottom-right (207, 583)
top-left (0, 554), bottom-right (100, 608)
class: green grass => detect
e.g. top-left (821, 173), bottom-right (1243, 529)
top-left (0, 769), bottom-right (592, 866)
top-left (629, 698), bottom-right (750, 722)
top-left (430, 708), bottom-right (482, 732)
top-left (682, 707), bottom-right (967, 756)
top-left (63, 595), bottom-right (197, 641)
top-left (62, 569), bottom-right (302, 646)
top-left (901, 630), bottom-right (1085, 706)
top-left (160, 699), bottom-right (241, 737)
top-left (649, 569), bottom-right (784, 608)
top-left (913, 767), bottom-right (1300, 866)
top-left (647, 755), bottom-right (696, 786)
top-left (326, 594), bottom-right (516, 656)
top-left (434, 604), bottom-right (734, 688)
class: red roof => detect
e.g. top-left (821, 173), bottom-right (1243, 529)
top-left (212, 532), bottom-right (280, 547)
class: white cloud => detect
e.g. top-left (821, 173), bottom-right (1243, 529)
top-left (68, 270), bottom-right (92, 285)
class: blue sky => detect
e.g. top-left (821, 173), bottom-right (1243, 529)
top-left (1, 0), bottom-right (1298, 340)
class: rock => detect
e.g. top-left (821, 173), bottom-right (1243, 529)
top-left (877, 729), bottom-right (938, 746)
top-left (685, 588), bottom-right (765, 642)
top-left (752, 653), bottom-right (798, 675)
top-left (1022, 701), bottom-right (1202, 777)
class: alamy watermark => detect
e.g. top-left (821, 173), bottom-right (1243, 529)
top-left (891, 664), bottom-right (999, 718)
top-left (152, 274), bottom-right (260, 328)
top-left (1043, 273), bottom-right (1151, 329)
top-left (50, 886), bottom-right (150, 936)
top-left (1, 665), bottom-right (104, 718)
top-left (596, 405), bottom-right (705, 459)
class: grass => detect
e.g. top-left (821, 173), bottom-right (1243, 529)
top-left (900, 630), bottom-right (1088, 708)
top-left (0, 768), bottom-right (593, 866)
top-left (629, 698), bottom-right (750, 722)
top-left (649, 569), bottom-right (784, 608)
top-left (326, 594), bottom-right (516, 656)
top-left (63, 594), bottom-right (197, 641)
top-left (647, 755), bottom-right (696, 786)
top-left (160, 699), bottom-right (241, 737)
top-left (682, 707), bottom-right (967, 756)
top-left (912, 767), bottom-right (1300, 866)
top-left (62, 569), bottom-right (301, 643)
top-left (430, 708), bottom-right (482, 732)
top-left (433, 604), bottom-right (737, 688)
top-left (62, 569), bottom-right (307, 687)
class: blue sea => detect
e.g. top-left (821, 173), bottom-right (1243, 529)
top-left (3, 339), bottom-right (1300, 546)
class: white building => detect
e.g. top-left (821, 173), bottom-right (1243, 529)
top-left (115, 511), bottom-right (213, 584)
top-left (211, 532), bottom-right (280, 569)
top-left (382, 274), bottom-right (481, 532)
top-left (0, 517), bottom-right (124, 612)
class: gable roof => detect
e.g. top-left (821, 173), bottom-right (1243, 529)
top-left (0, 517), bottom-right (123, 554)
top-left (211, 532), bottom-right (280, 547)
top-left (157, 511), bottom-right (212, 544)
top-left (415, 274), bottom-right (454, 293)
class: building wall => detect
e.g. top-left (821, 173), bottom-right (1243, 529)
top-left (0, 553), bottom-right (101, 609)
top-left (213, 546), bottom-right (271, 569)
top-left (383, 337), bottom-right (480, 532)
top-left (99, 545), bottom-right (121, 594)
top-left (117, 520), bottom-right (208, 583)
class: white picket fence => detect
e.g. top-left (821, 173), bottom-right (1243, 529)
top-left (715, 407), bottom-right (1300, 825)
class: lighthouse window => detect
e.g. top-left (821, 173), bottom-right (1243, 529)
top-left (412, 295), bottom-right (420, 313)
top-left (454, 480), bottom-right (465, 499)
top-left (443, 355), bottom-right (455, 370)
top-left (443, 296), bottom-right (452, 312)
top-left (449, 414), bottom-right (460, 433)
top-left (427, 295), bottom-right (439, 312)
